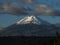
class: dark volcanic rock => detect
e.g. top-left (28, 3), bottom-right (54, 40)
top-left (0, 24), bottom-right (57, 36)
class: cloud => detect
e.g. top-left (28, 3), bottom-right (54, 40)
top-left (0, 2), bottom-right (32, 16)
top-left (0, 3), bottom-right (60, 16)
top-left (33, 4), bottom-right (60, 16)
top-left (33, 4), bottom-right (54, 15)
top-left (53, 10), bottom-right (60, 16)
top-left (17, 0), bottom-right (33, 4)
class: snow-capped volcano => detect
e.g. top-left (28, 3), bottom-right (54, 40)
top-left (16, 15), bottom-right (50, 25)
top-left (0, 15), bottom-right (57, 36)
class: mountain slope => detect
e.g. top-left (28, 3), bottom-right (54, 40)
top-left (0, 16), bottom-right (58, 36)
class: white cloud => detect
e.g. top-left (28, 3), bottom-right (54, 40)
top-left (34, 4), bottom-right (54, 15)
top-left (17, 0), bottom-right (33, 4)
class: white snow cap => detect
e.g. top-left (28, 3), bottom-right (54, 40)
top-left (16, 15), bottom-right (41, 25)
top-left (16, 15), bottom-right (50, 25)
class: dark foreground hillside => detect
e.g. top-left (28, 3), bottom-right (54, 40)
top-left (0, 36), bottom-right (59, 45)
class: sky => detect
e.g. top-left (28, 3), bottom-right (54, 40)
top-left (0, 0), bottom-right (60, 28)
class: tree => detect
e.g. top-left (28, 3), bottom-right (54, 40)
top-left (55, 31), bottom-right (60, 45)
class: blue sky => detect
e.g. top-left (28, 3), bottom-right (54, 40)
top-left (0, 0), bottom-right (60, 28)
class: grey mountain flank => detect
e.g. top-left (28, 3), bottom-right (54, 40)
top-left (0, 16), bottom-right (60, 36)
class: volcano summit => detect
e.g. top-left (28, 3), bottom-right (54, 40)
top-left (16, 16), bottom-right (50, 25)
